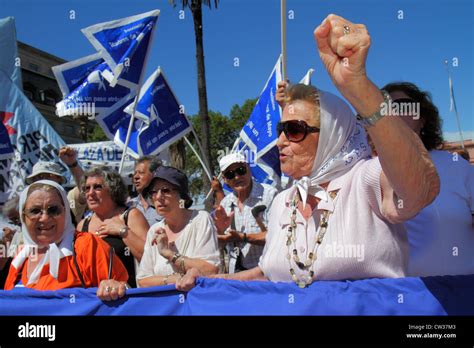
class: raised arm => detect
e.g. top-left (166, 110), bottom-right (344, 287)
top-left (314, 14), bottom-right (439, 222)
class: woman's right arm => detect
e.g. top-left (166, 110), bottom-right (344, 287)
top-left (137, 273), bottom-right (182, 287)
top-left (175, 266), bottom-right (267, 292)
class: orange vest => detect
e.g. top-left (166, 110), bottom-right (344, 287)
top-left (4, 232), bottom-right (128, 290)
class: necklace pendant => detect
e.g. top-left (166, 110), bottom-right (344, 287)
top-left (297, 281), bottom-right (306, 289)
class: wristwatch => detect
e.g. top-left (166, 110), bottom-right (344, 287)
top-left (119, 226), bottom-right (129, 238)
top-left (171, 252), bottom-right (182, 264)
top-left (356, 90), bottom-right (392, 128)
top-left (67, 161), bottom-right (78, 168)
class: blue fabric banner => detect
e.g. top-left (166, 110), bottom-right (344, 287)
top-left (0, 70), bottom-right (72, 204)
top-left (0, 17), bottom-right (22, 89)
top-left (0, 275), bottom-right (472, 316)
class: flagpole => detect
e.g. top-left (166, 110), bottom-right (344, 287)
top-left (184, 135), bottom-right (212, 182)
top-left (444, 60), bottom-right (465, 149)
top-left (118, 95), bottom-right (139, 174)
top-left (281, 0), bottom-right (287, 81)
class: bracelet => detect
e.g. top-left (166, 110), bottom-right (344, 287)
top-left (67, 161), bottom-right (78, 168)
top-left (356, 90), bottom-right (392, 128)
top-left (179, 256), bottom-right (185, 274)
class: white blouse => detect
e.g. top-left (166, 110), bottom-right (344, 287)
top-left (137, 210), bottom-right (221, 283)
top-left (259, 158), bottom-right (408, 282)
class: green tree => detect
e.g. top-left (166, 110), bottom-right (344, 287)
top-left (169, 0), bottom-right (219, 192)
top-left (88, 124), bottom-right (108, 142)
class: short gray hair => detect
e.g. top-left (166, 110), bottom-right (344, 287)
top-left (81, 166), bottom-right (127, 206)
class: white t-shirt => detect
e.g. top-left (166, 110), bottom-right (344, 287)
top-left (259, 158), bottom-right (408, 282)
top-left (136, 210), bottom-right (220, 283)
top-left (406, 150), bottom-right (474, 277)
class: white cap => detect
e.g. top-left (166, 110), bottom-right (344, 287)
top-left (219, 152), bottom-right (247, 173)
top-left (26, 161), bottom-right (66, 185)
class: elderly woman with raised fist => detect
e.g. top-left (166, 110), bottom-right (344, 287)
top-left (176, 14), bottom-right (440, 291)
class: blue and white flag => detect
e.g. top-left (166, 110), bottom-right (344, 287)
top-left (0, 17), bottom-right (22, 89)
top-left (0, 70), bottom-right (72, 204)
top-left (82, 9), bottom-right (160, 87)
top-left (299, 68), bottom-right (314, 85)
top-left (118, 68), bottom-right (192, 157)
top-left (52, 53), bottom-right (136, 118)
top-left (240, 56), bottom-right (282, 157)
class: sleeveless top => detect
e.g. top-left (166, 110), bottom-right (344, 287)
top-left (81, 209), bottom-right (137, 288)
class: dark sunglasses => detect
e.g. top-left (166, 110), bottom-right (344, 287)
top-left (81, 184), bottom-right (104, 194)
top-left (24, 205), bottom-right (63, 219)
top-left (277, 120), bottom-right (320, 143)
top-left (223, 165), bottom-right (247, 180)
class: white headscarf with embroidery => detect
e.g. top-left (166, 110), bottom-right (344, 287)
top-left (12, 180), bottom-right (75, 285)
top-left (290, 89), bottom-right (372, 207)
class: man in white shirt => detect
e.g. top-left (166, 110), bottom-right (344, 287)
top-left (214, 153), bottom-right (278, 273)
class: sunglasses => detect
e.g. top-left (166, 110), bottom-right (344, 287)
top-left (24, 205), bottom-right (63, 219)
top-left (277, 120), bottom-right (320, 143)
top-left (149, 187), bottom-right (176, 198)
top-left (82, 184), bottom-right (104, 194)
top-left (223, 165), bottom-right (247, 180)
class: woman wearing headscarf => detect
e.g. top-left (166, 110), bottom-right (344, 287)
top-left (3, 180), bottom-right (128, 292)
top-left (176, 14), bottom-right (440, 290)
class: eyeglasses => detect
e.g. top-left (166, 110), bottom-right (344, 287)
top-left (24, 205), bottom-right (64, 219)
top-left (149, 187), bottom-right (176, 198)
top-left (223, 165), bottom-right (247, 180)
top-left (277, 120), bottom-right (320, 143)
top-left (82, 184), bottom-right (104, 194)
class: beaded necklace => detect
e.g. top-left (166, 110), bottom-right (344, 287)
top-left (286, 190), bottom-right (337, 288)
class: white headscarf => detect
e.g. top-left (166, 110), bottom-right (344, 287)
top-left (12, 180), bottom-right (75, 285)
top-left (290, 89), bottom-right (372, 207)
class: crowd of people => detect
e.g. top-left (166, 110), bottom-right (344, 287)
top-left (0, 14), bottom-right (472, 301)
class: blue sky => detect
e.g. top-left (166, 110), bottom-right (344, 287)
top-left (2, 0), bottom-right (473, 141)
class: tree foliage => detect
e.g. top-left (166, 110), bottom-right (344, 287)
top-left (184, 98), bottom-right (257, 196)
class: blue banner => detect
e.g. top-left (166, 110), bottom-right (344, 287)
top-left (0, 70), bottom-right (72, 204)
top-left (0, 17), bottom-right (22, 89)
top-left (0, 275), bottom-right (473, 315)
top-left (239, 56), bottom-right (282, 157)
top-left (119, 68), bottom-right (192, 157)
top-left (82, 9), bottom-right (160, 87)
